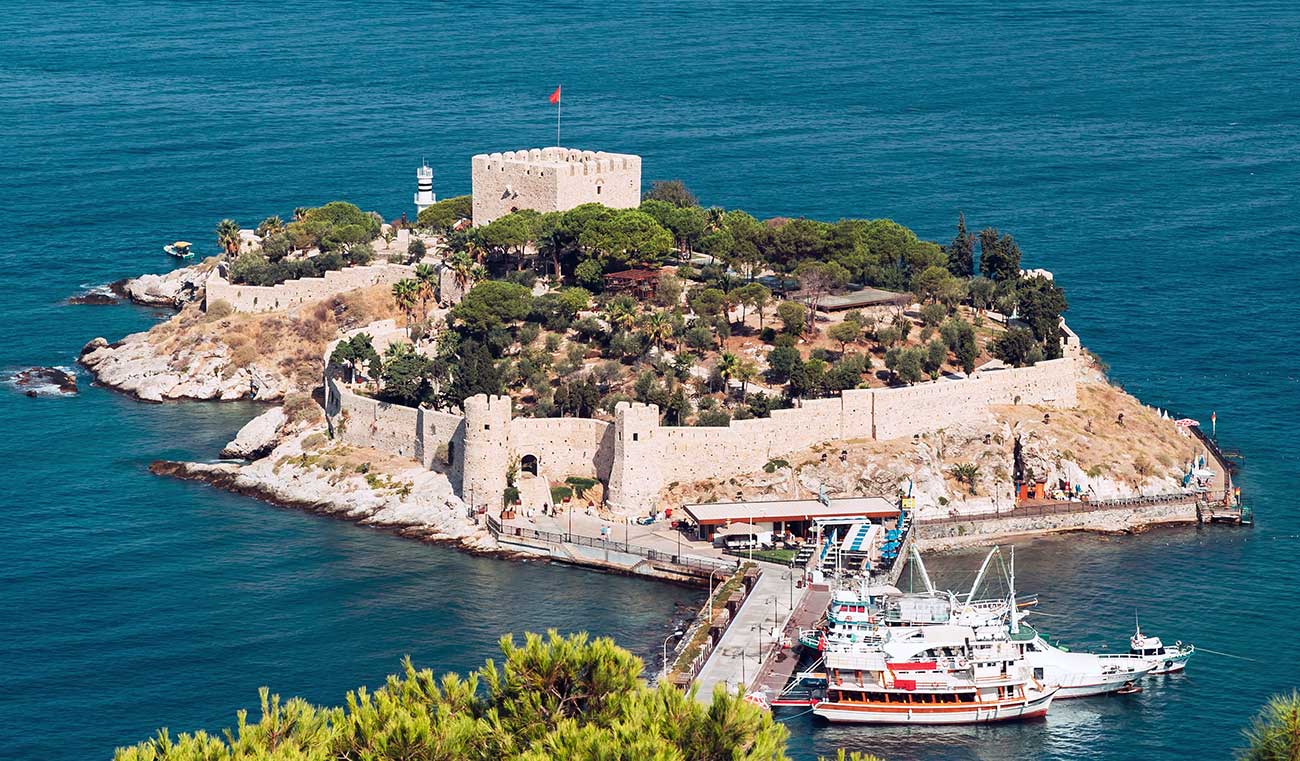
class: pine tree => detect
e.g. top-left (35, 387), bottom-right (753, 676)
top-left (946, 212), bottom-right (975, 277)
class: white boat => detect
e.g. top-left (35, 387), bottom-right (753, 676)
top-left (1012, 626), bottom-right (1153, 698)
top-left (1130, 623), bottom-right (1194, 674)
top-left (813, 623), bottom-right (1057, 724)
top-left (164, 241), bottom-right (193, 258)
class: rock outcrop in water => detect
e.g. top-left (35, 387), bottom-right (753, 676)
top-left (11, 367), bottom-right (78, 396)
top-left (123, 262), bottom-right (214, 308)
top-left (220, 407), bottom-right (288, 459)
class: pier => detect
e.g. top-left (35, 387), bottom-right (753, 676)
top-left (686, 512), bottom-right (916, 703)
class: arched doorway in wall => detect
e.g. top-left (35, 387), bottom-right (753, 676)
top-left (521, 454), bottom-right (538, 476)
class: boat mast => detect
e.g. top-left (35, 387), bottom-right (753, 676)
top-left (965, 546), bottom-right (1000, 605)
top-left (1008, 545), bottom-right (1020, 635)
top-left (909, 543), bottom-right (936, 596)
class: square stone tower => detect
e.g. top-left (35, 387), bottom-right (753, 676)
top-left (470, 147), bottom-right (641, 226)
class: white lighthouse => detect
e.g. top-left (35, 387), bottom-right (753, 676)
top-left (414, 162), bottom-right (435, 215)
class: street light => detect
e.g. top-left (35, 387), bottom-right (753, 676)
top-left (707, 566), bottom-right (728, 621)
top-left (662, 629), bottom-right (685, 674)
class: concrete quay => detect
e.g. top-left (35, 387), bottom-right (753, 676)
top-left (691, 563), bottom-right (801, 701)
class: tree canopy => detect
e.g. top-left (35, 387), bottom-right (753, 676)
top-left (416, 194), bottom-right (473, 231)
top-left (451, 280), bottom-right (534, 335)
top-left (113, 630), bottom-right (856, 761)
top-left (644, 179), bottom-right (698, 208)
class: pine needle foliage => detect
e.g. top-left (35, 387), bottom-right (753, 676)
top-left (113, 629), bottom-right (828, 761)
top-left (1241, 690), bottom-right (1300, 761)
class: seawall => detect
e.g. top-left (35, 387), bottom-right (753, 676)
top-left (915, 498), bottom-right (1199, 552)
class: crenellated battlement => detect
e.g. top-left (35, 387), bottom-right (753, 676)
top-left (471, 146), bottom-right (641, 225)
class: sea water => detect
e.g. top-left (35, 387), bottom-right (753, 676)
top-left (1, 2), bottom-right (1296, 759)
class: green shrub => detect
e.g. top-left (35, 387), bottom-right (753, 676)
top-left (204, 299), bottom-right (234, 320)
top-left (565, 476), bottom-right (598, 497)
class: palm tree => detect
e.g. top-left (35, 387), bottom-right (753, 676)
top-left (446, 250), bottom-right (475, 300)
top-left (293, 207), bottom-right (309, 222)
top-left (736, 360), bottom-right (759, 402)
top-left (255, 216), bottom-right (285, 238)
top-left (392, 278), bottom-right (420, 337)
top-left (716, 351), bottom-right (741, 403)
top-left (704, 206), bottom-right (726, 233)
top-left (641, 311), bottom-right (673, 352)
top-left (215, 219), bottom-right (242, 256)
top-left (604, 297), bottom-right (638, 333)
top-left (414, 263), bottom-right (437, 315)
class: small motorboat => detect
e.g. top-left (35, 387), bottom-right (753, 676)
top-left (1116, 681), bottom-right (1143, 695)
top-left (164, 241), bottom-right (194, 258)
top-left (1130, 620), bottom-right (1194, 674)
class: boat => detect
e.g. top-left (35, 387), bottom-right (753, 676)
top-left (1012, 623), bottom-right (1153, 698)
top-left (1130, 622), bottom-right (1194, 674)
top-left (164, 241), bottom-right (193, 258)
top-left (1116, 681), bottom-right (1143, 695)
top-left (812, 622), bottom-right (1057, 724)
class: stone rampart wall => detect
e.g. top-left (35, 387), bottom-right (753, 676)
top-left (914, 498), bottom-right (1197, 552)
top-left (330, 383), bottom-right (422, 461)
top-left (206, 263), bottom-right (414, 313)
top-left (325, 352), bottom-right (1079, 512)
top-left (511, 417), bottom-right (615, 481)
top-left (870, 358), bottom-right (1077, 440)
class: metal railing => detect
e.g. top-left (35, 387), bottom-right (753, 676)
top-left (920, 491), bottom-right (1213, 525)
top-left (485, 516), bottom-right (737, 574)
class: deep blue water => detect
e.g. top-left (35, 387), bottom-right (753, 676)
top-left (2, 1), bottom-right (1297, 759)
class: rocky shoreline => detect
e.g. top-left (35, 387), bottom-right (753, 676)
top-left (152, 410), bottom-right (503, 556)
top-left (78, 334), bottom-right (290, 402)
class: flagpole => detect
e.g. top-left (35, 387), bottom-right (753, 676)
top-left (556, 84), bottom-right (561, 146)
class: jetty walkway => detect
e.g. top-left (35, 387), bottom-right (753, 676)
top-left (690, 518), bottom-right (915, 702)
top-left (691, 564), bottom-right (800, 699)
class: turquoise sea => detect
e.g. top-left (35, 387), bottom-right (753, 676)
top-left (2, 1), bottom-right (1297, 759)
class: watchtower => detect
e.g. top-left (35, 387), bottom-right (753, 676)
top-left (461, 394), bottom-right (512, 512)
top-left (470, 147), bottom-right (641, 226)
top-left (607, 401), bottom-right (664, 512)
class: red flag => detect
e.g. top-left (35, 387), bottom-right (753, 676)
top-left (549, 85), bottom-right (561, 105)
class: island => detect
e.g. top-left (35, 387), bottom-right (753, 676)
top-left (80, 146), bottom-right (1245, 568)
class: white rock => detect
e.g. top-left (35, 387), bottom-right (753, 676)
top-left (125, 265), bottom-right (211, 308)
top-left (79, 331), bottom-right (289, 402)
top-left (221, 407), bottom-right (287, 459)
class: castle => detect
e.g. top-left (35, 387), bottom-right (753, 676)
top-left (470, 147), bottom-right (642, 225)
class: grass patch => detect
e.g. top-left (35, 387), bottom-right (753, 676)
top-left (732, 548), bottom-right (796, 565)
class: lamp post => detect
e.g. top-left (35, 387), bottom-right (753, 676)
top-left (662, 629), bottom-right (684, 675)
top-left (707, 567), bottom-right (728, 622)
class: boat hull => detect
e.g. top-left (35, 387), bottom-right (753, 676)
top-left (1053, 674), bottom-right (1144, 699)
top-left (813, 692), bottom-right (1055, 725)
top-left (1147, 654), bottom-right (1192, 674)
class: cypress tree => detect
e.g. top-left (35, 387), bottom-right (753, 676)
top-left (946, 212), bottom-right (975, 277)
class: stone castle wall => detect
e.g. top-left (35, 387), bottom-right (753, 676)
top-left (471, 147), bottom-right (641, 226)
top-left (325, 356), bottom-right (1079, 512)
top-left (206, 263), bottom-right (415, 313)
top-left (870, 358), bottom-right (1077, 440)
